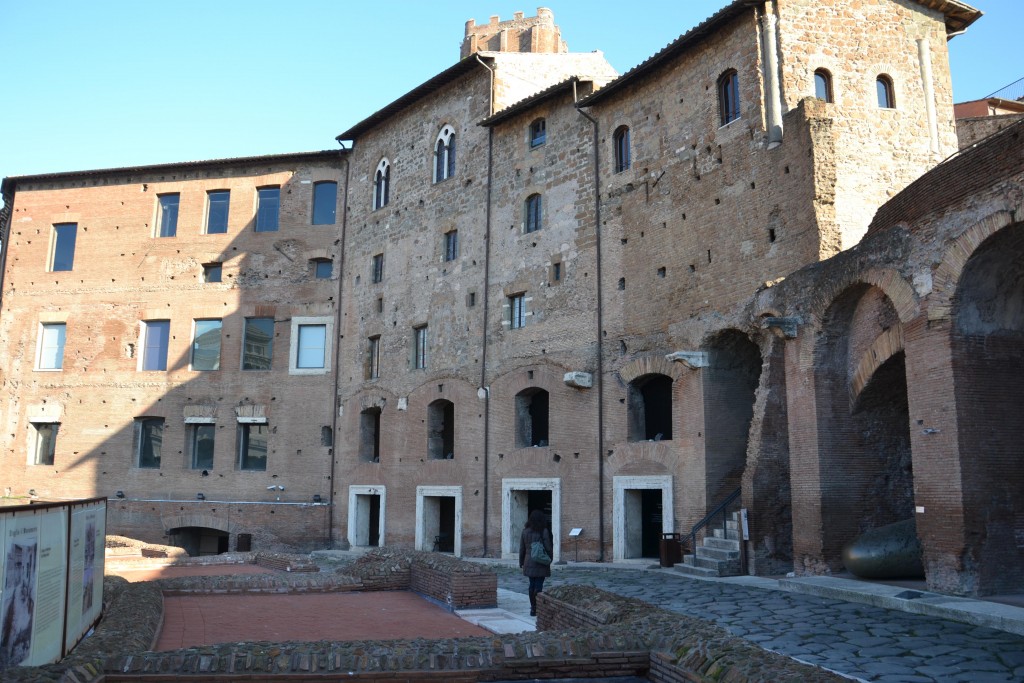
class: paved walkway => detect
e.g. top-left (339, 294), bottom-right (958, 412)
top-left (485, 563), bottom-right (1024, 683)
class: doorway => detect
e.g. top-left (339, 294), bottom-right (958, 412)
top-left (502, 477), bottom-right (560, 561)
top-left (348, 485), bottom-right (386, 547)
top-left (613, 475), bottom-right (673, 560)
top-left (416, 486), bottom-right (463, 556)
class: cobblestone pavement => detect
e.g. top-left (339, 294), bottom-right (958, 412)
top-left (493, 565), bottom-right (1024, 683)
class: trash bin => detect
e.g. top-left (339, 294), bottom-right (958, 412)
top-left (659, 532), bottom-right (682, 567)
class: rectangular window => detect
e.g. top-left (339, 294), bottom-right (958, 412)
top-left (141, 320), bottom-right (170, 371)
top-left (135, 417), bottom-right (164, 469)
top-left (242, 317), bottom-right (274, 370)
top-left (206, 190), bottom-right (230, 234)
top-left (190, 423), bottom-right (215, 470)
top-left (312, 181), bottom-right (338, 225)
top-left (31, 423), bottom-right (58, 466)
top-left (510, 293), bottom-right (526, 329)
top-left (444, 230), bottom-right (458, 261)
top-left (255, 187), bottom-right (280, 232)
top-left (37, 322), bottom-right (66, 370)
top-left (238, 423), bottom-right (268, 471)
top-left (314, 260), bottom-right (332, 279)
top-left (413, 325), bottom-right (428, 370)
top-left (297, 324), bottom-right (327, 369)
top-left (50, 223), bottom-right (77, 272)
top-left (552, 262), bottom-right (562, 282)
top-left (525, 194), bottom-right (542, 233)
top-left (371, 253), bottom-right (384, 283)
top-left (157, 194), bottom-right (179, 237)
top-left (191, 319), bottom-right (222, 371)
top-left (203, 262), bottom-right (222, 283)
top-left (368, 335), bottom-right (380, 379)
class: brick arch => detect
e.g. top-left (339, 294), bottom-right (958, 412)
top-left (161, 513), bottom-right (237, 535)
top-left (493, 362), bottom-right (572, 397)
top-left (606, 443), bottom-right (674, 476)
top-left (929, 210), bottom-right (1017, 322)
top-left (849, 324), bottom-right (905, 405)
top-left (804, 267), bottom-right (918, 327)
top-left (618, 355), bottom-right (683, 385)
top-left (354, 389), bottom-right (396, 412)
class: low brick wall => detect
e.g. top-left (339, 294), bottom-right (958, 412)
top-left (408, 553), bottom-right (497, 609)
top-left (255, 552), bottom-right (320, 573)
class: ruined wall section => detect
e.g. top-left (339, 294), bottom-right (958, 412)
top-left (461, 7), bottom-right (567, 59)
top-left (489, 52), bottom-right (618, 114)
top-left (775, 0), bottom-right (958, 250)
top-left (0, 156), bottom-right (342, 549)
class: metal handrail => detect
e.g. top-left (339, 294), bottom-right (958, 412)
top-left (686, 487), bottom-right (741, 553)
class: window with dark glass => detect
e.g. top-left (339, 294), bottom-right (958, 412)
top-left (238, 423), bottom-right (268, 470)
top-left (203, 262), bottom-right (222, 283)
top-left (312, 181), bottom-right (338, 225)
top-left (876, 75), bottom-right (895, 109)
top-left (242, 318), bottom-right (274, 370)
top-left (135, 417), bottom-right (164, 469)
top-left (191, 319), bottom-right (222, 371)
top-left (206, 190), bottom-right (230, 234)
top-left (313, 259), bottom-right (332, 279)
top-left (613, 125), bottom-right (631, 173)
top-left (373, 159), bottom-right (390, 210)
top-left (718, 69), bottom-right (740, 125)
top-left (32, 422), bottom-right (58, 466)
top-left (51, 223), bottom-right (77, 272)
top-left (371, 253), bottom-right (384, 283)
top-left (525, 194), bottom-right (542, 233)
top-left (190, 424), bottom-right (215, 470)
top-left (529, 118), bottom-right (546, 148)
top-left (413, 325), bottom-right (427, 370)
top-left (141, 320), bottom-right (170, 371)
top-left (444, 230), bottom-right (458, 261)
top-left (510, 293), bottom-right (526, 329)
top-left (814, 69), bottom-right (833, 103)
top-left (256, 187), bottom-right (280, 232)
top-left (157, 194), bottom-right (179, 237)
top-left (368, 336), bottom-right (380, 379)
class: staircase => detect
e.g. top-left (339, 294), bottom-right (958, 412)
top-left (675, 504), bottom-right (744, 578)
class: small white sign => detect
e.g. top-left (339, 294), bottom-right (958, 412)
top-left (569, 528), bottom-right (583, 537)
top-left (740, 508), bottom-right (750, 541)
top-left (916, 506), bottom-right (925, 514)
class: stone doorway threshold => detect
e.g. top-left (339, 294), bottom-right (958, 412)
top-left (456, 588), bottom-right (537, 634)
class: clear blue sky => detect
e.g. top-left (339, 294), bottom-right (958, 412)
top-left (0, 0), bottom-right (1018, 191)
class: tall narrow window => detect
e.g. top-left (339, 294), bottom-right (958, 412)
top-left (191, 319), bottom-right (222, 371)
top-left (876, 74), bottom-right (895, 109)
top-left (529, 118), bottom-right (546, 148)
top-left (296, 324), bottom-right (327, 369)
top-left (613, 125), bottom-right (631, 173)
top-left (413, 325), bottom-right (428, 370)
top-left (373, 159), bottom-right (390, 210)
top-left (444, 230), bottom-right (458, 261)
top-left (368, 336), bottom-right (380, 379)
top-left (242, 318), bottom-right (274, 370)
top-left (50, 223), bottom-right (77, 272)
top-left (312, 181), bottom-right (338, 225)
top-left (427, 399), bottom-right (455, 460)
top-left (206, 190), bottom-right (230, 234)
top-left (360, 408), bottom-right (381, 462)
top-left (157, 194), bottom-right (179, 237)
top-left (255, 187), bottom-right (280, 232)
top-left (434, 125), bottom-right (456, 182)
top-left (718, 69), bottom-right (740, 126)
top-left (814, 69), bottom-right (833, 103)
top-left (371, 253), bottom-right (384, 283)
top-left (31, 423), bottom-right (58, 466)
top-left (509, 293), bottom-right (526, 329)
top-left (525, 194), bottom-right (542, 233)
top-left (37, 322), bottom-right (66, 370)
top-left (135, 417), bottom-right (164, 469)
top-left (515, 388), bottom-right (549, 448)
top-left (190, 424), bottom-right (215, 470)
top-left (141, 320), bottom-right (170, 371)
top-left (238, 423), bottom-right (268, 470)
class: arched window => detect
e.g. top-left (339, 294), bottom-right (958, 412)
top-left (515, 388), bottom-right (549, 448)
top-left (529, 118), bottom-right (546, 148)
top-left (814, 69), bottom-right (833, 103)
top-left (627, 374), bottom-right (673, 442)
top-left (433, 125), bottom-right (456, 182)
top-left (876, 74), bottom-right (895, 109)
top-left (427, 399), bottom-right (455, 460)
top-left (373, 159), bottom-right (390, 210)
top-left (524, 193), bottom-right (542, 233)
top-left (718, 69), bottom-right (740, 126)
top-left (613, 125), bottom-right (630, 173)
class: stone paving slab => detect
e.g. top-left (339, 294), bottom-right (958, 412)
top-left (456, 588), bottom-right (536, 634)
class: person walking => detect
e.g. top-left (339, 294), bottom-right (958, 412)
top-left (518, 509), bottom-right (553, 616)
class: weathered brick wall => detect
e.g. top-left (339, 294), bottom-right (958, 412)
top-left (956, 114), bottom-right (1024, 149)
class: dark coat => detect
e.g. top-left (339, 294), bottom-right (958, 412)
top-left (519, 527), bottom-right (553, 577)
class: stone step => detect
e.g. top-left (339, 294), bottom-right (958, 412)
top-left (725, 519), bottom-right (739, 531)
top-left (673, 561), bottom-right (721, 578)
top-left (712, 528), bottom-right (740, 541)
top-left (703, 536), bottom-right (741, 551)
top-left (682, 554), bottom-right (742, 576)
top-left (695, 546), bottom-right (739, 562)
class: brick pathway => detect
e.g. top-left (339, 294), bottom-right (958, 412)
top-left (156, 591), bottom-right (490, 650)
top-left (494, 566), bottom-right (1024, 683)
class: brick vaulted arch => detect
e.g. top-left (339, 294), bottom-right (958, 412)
top-left (849, 323), bottom-right (904, 405)
top-left (807, 267), bottom-right (919, 327)
top-left (161, 513), bottom-right (237, 535)
top-left (618, 355), bottom-right (684, 385)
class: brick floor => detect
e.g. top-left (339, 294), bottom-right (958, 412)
top-left (156, 591), bottom-right (491, 650)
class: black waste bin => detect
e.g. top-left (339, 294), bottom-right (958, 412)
top-left (659, 532), bottom-right (682, 567)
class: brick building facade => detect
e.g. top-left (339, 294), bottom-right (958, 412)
top-left (4, 0), bottom-right (1020, 596)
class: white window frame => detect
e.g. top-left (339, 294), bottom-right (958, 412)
top-left (433, 125), bottom-right (456, 183)
top-left (373, 158), bottom-right (390, 210)
top-left (368, 335), bottom-right (381, 379)
top-left (289, 316), bottom-right (333, 375)
top-left (413, 325), bottom-right (428, 370)
top-left (36, 322), bottom-right (66, 371)
top-left (28, 421), bottom-right (59, 466)
top-left (509, 293), bottom-right (527, 329)
top-left (138, 320), bottom-right (170, 372)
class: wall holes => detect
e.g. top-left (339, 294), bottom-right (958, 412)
top-left (769, 228), bottom-right (776, 242)
top-left (657, 267), bottom-right (666, 278)
top-left (618, 278), bottom-right (626, 290)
